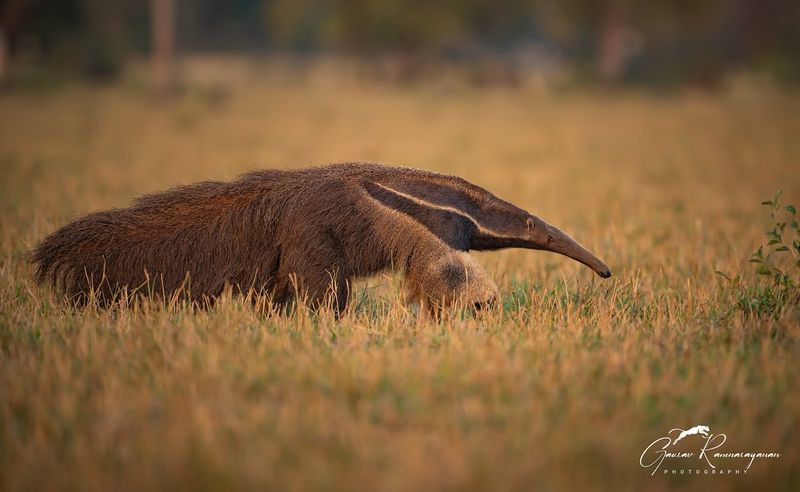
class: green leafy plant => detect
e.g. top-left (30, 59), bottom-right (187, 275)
top-left (717, 191), bottom-right (799, 318)
top-left (753, 190), bottom-right (800, 282)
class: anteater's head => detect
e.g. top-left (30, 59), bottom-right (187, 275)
top-left (469, 192), bottom-right (611, 279)
top-left (523, 215), bottom-right (611, 278)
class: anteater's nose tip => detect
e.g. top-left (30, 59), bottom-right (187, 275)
top-left (599, 269), bottom-right (612, 279)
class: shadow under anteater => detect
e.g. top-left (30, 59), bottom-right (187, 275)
top-left (31, 162), bottom-right (611, 315)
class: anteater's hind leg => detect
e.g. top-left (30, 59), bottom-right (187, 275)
top-left (306, 268), bottom-right (351, 317)
top-left (319, 269), bottom-right (350, 317)
top-left (272, 242), bottom-right (351, 316)
top-left (405, 244), bottom-right (498, 317)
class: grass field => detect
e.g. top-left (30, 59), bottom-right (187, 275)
top-left (1, 62), bottom-right (799, 491)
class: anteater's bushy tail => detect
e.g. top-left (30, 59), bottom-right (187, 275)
top-left (31, 210), bottom-right (125, 303)
top-left (30, 174), bottom-right (287, 305)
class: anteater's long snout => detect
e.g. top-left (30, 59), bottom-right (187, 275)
top-left (544, 223), bottom-right (611, 279)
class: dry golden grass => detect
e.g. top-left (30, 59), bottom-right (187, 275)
top-left (1, 61), bottom-right (799, 491)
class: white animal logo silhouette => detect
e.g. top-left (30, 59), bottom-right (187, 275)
top-left (671, 425), bottom-right (710, 445)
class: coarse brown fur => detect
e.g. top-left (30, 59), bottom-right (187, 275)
top-left (31, 162), bottom-right (611, 314)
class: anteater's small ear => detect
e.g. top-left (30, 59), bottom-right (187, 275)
top-left (526, 217), bottom-right (535, 231)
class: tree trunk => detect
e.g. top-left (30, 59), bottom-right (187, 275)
top-left (0, 29), bottom-right (7, 86)
top-left (595, 7), bottom-right (626, 83)
top-left (151, 0), bottom-right (176, 97)
top-left (2, 0), bottom-right (32, 87)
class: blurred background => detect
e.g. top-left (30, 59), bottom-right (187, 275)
top-left (1, 0), bottom-right (798, 93)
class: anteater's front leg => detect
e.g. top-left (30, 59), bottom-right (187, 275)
top-left (405, 243), bottom-right (498, 316)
